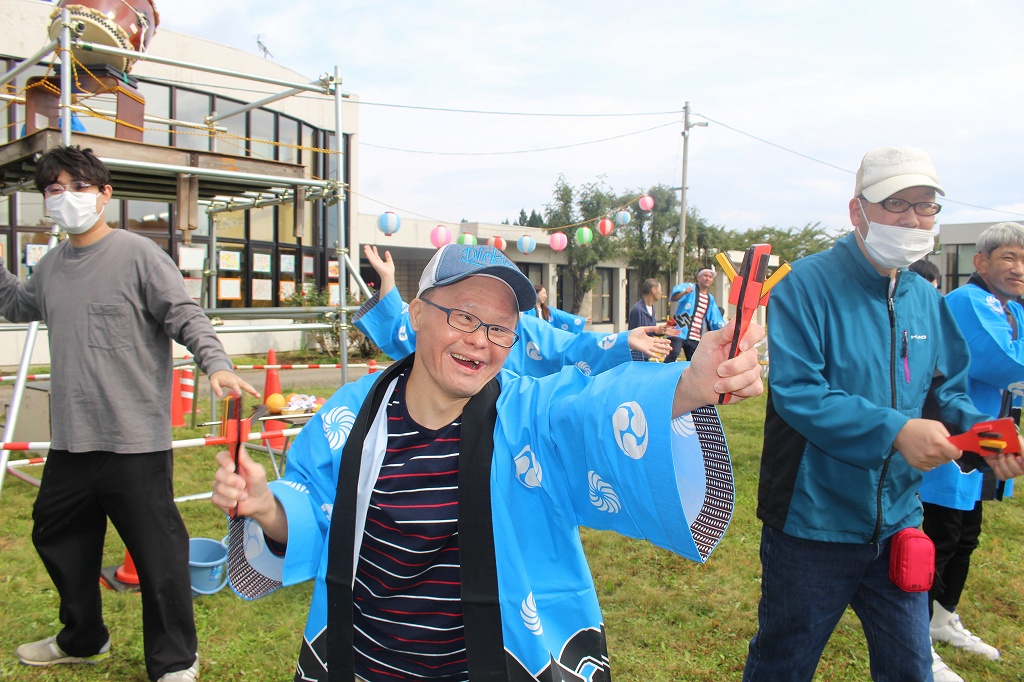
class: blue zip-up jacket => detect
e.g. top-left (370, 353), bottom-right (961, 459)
top-left (759, 233), bottom-right (985, 543)
top-left (919, 279), bottom-right (1023, 509)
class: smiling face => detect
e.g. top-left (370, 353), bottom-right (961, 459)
top-left (975, 244), bottom-right (1024, 305)
top-left (697, 270), bottom-right (715, 291)
top-left (407, 276), bottom-right (519, 422)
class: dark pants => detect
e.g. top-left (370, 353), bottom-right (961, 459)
top-left (743, 525), bottom-right (931, 682)
top-left (32, 449), bottom-right (197, 681)
top-left (669, 337), bottom-right (700, 363)
top-left (922, 500), bottom-right (983, 613)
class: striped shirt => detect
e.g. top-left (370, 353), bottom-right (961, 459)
top-left (352, 371), bottom-right (467, 681)
top-left (688, 291), bottom-right (710, 341)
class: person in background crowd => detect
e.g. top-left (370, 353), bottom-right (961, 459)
top-left (526, 283), bottom-right (589, 334)
top-left (667, 268), bottom-right (726, 362)
top-left (918, 222), bottom-right (1024, 681)
top-left (628, 278), bottom-right (665, 361)
top-left (1, 145), bottom-right (258, 682)
top-left (910, 258), bottom-right (941, 289)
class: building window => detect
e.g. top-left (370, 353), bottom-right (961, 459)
top-left (518, 262), bottom-right (541, 286)
top-left (594, 267), bottom-right (614, 324)
top-left (945, 244), bottom-right (976, 291)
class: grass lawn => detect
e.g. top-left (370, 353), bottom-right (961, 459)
top-left (1, 385), bottom-right (1022, 681)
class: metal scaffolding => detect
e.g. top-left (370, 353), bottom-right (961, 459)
top-left (0, 8), bottom-right (356, 495)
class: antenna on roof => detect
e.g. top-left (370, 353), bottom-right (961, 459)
top-left (256, 35), bottom-right (273, 59)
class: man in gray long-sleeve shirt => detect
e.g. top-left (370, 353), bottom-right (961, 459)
top-left (0, 146), bottom-right (258, 682)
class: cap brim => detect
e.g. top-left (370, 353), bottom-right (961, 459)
top-left (861, 174), bottom-right (946, 203)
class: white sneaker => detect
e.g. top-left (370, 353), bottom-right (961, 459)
top-left (931, 645), bottom-right (964, 682)
top-left (930, 602), bottom-right (1001, 660)
top-left (157, 655), bottom-right (198, 681)
top-left (16, 634), bottom-right (111, 666)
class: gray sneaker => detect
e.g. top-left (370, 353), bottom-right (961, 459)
top-left (158, 655), bottom-right (199, 681)
top-left (16, 634), bottom-right (111, 666)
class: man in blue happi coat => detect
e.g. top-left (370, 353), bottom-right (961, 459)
top-left (212, 243), bottom-right (765, 682)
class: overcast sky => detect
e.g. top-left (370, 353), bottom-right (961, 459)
top-left (161, 0), bottom-right (1024, 234)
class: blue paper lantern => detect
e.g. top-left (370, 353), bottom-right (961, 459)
top-left (517, 235), bottom-right (536, 254)
top-left (377, 211), bottom-right (401, 236)
top-left (614, 210), bottom-right (631, 226)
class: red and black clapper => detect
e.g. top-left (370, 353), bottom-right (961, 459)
top-left (220, 397), bottom-right (269, 518)
top-left (947, 418), bottom-right (1021, 456)
top-left (714, 244), bottom-right (791, 404)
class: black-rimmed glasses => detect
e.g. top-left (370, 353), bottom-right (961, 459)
top-left (419, 297), bottom-right (519, 348)
top-left (875, 197), bottom-right (942, 217)
top-left (42, 181), bottom-right (96, 198)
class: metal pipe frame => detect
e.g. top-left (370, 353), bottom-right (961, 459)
top-left (73, 39), bottom-right (333, 94)
top-left (0, 12), bottom-right (69, 497)
top-left (333, 66), bottom-right (349, 386)
top-left (207, 78), bottom-right (329, 123)
top-left (96, 156), bottom-right (333, 189)
top-left (0, 38), bottom-right (59, 89)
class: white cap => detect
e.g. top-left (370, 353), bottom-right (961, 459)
top-left (855, 146), bottom-right (945, 203)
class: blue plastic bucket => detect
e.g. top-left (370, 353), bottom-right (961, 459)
top-left (188, 537), bottom-right (227, 596)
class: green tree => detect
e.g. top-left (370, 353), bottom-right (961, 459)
top-left (712, 223), bottom-right (840, 268)
top-left (527, 209), bottom-right (545, 228)
top-left (544, 175), bottom-right (622, 314)
top-left (516, 208), bottom-right (529, 226)
top-left (619, 185), bottom-right (683, 281)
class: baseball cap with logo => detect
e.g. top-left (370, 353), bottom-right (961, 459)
top-left (855, 146), bottom-right (945, 203)
top-left (418, 243), bottom-right (537, 312)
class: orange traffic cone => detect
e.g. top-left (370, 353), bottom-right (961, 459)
top-left (368, 359), bottom-right (378, 374)
top-left (170, 369), bottom-right (185, 428)
top-left (263, 348), bottom-right (282, 397)
top-left (114, 550), bottom-right (140, 585)
top-left (100, 548), bottom-right (141, 592)
top-left (180, 356), bottom-right (194, 413)
top-left (263, 349), bottom-right (286, 450)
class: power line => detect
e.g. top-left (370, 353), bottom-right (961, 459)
top-left (694, 111), bottom-right (1024, 219)
top-left (361, 121), bottom-right (679, 156)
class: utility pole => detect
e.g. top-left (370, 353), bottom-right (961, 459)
top-left (676, 101), bottom-right (707, 284)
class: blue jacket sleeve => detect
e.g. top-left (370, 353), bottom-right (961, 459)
top-left (352, 288), bottom-right (416, 360)
top-left (706, 294), bottom-right (726, 331)
top-left (503, 362), bottom-right (731, 563)
top-left (507, 314), bottom-right (633, 376)
top-left (546, 306), bottom-right (586, 334)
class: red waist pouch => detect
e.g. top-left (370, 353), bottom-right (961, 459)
top-left (889, 527), bottom-right (935, 592)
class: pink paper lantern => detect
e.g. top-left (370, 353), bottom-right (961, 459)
top-left (638, 195), bottom-right (654, 211)
top-left (597, 218), bottom-right (614, 236)
top-left (487, 235), bottom-right (507, 251)
top-left (430, 224), bottom-right (452, 248)
top-left (549, 232), bottom-right (567, 252)
top-left (575, 226), bottom-right (593, 244)
top-left (457, 232), bottom-right (477, 246)
top-left (517, 235), bottom-right (536, 254)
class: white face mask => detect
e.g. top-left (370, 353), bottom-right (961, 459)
top-left (858, 201), bottom-right (938, 269)
top-left (45, 190), bottom-right (103, 235)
